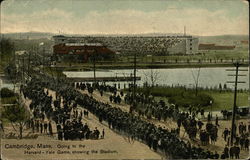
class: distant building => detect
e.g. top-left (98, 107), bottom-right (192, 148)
top-left (53, 35), bottom-right (199, 56)
top-left (241, 40), bottom-right (249, 45)
top-left (198, 43), bottom-right (235, 50)
top-left (168, 36), bottom-right (199, 55)
top-left (53, 35), bottom-right (88, 45)
top-left (233, 40), bottom-right (249, 50)
top-left (53, 43), bottom-right (115, 62)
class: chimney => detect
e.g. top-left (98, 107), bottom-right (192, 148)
top-left (184, 26), bottom-right (186, 36)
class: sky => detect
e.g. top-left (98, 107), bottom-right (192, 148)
top-left (1, 0), bottom-right (249, 36)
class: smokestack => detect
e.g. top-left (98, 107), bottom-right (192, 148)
top-left (184, 26), bottom-right (186, 36)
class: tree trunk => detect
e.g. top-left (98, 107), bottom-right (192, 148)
top-left (195, 83), bottom-right (198, 96)
top-left (19, 123), bottom-right (23, 139)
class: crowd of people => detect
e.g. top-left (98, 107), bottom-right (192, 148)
top-left (21, 78), bottom-right (102, 141)
top-left (26, 119), bottom-right (53, 135)
top-left (78, 36), bottom-right (182, 55)
top-left (18, 73), bottom-right (249, 159)
top-left (22, 75), bottom-right (223, 159)
top-left (122, 88), bottom-right (249, 159)
top-left (221, 122), bottom-right (249, 158)
top-left (124, 92), bottom-right (220, 145)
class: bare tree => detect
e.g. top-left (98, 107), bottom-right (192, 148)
top-left (191, 67), bottom-right (201, 96)
top-left (143, 69), bottom-right (161, 87)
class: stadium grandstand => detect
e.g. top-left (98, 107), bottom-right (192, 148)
top-left (53, 35), bottom-right (199, 57)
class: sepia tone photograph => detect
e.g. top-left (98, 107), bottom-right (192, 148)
top-left (0, 0), bottom-right (249, 159)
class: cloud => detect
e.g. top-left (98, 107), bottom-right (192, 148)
top-left (2, 7), bottom-right (249, 36)
top-left (2, 8), bottom-right (73, 33)
top-left (78, 8), bottom-right (249, 36)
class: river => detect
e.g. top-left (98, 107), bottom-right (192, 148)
top-left (63, 67), bottom-right (249, 90)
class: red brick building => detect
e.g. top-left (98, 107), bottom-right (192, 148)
top-left (53, 43), bottom-right (115, 62)
top-left (241, 40), bottom-right (248, 45)
top-left (199, 43), bottom-right (235, 50)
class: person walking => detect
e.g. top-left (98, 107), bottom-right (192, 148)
top-left (245, 138), bottom-right (249, 150)
top-left (44, 122), bottom-right (48, 133)
top-left (207, 113), bottom-right (211, 122)
top-left (102, 129), bottom-right (105, 139)
top-left (235, 145), bottom-right (240, 159)
top-left (223, 145), bottom-right (229, 159)
top-left (48, 121), bottom-right (53, 136)
top-left (40, 122), bottom-right (43, 134)
top-left (0, 120), bottom-right (4, 133)
top-left (215, 115), bottom-right (219, 126)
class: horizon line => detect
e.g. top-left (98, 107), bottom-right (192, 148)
top-left (2, 31), bottom-right (249, 37)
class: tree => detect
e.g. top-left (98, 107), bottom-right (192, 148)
top-left (0, 38), bottom-right (15, 60)
top-left (219, 83), bottom-right (222, 93)
top-left (2, 103), bottom-right (29, 139)
top-left (191, 67), bottom-right (201, 96)
top-left (143, 69), bottom-right (161, 88)
top-left (143, 69), bottom-right (161, 97)
top-left (223, 83), bottom-right (227, 90)
top-left (0, 87), bottom-right (15, 98)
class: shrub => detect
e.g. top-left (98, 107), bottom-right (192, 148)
top-left (1, 96), bottom-right (17, 104)
top-left (0, 88), bottom-right (15, 98)
top-left (139, 86), bottom-right (213, 108)
top-left (168, 93), bottom-right (213, 108)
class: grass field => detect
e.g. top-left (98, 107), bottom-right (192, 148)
top-left (121, 49), bottom-right (248, 62)
top-left (200, 91), bottom-right (249, 111)
top-left (137, 87), bottom-right (249, 111)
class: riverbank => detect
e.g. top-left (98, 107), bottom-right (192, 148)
top-left (56, 62), bottom-right (249, 71)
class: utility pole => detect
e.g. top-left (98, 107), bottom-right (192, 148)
top-left (93, 49), bottom-right (96, 84)
top-left (13, 47), bottom-right (16, 92)
top-left (22, 56), bottom-right (25, 84)
top-left (127, 53), bottom-right (142, 112)
top-left (184, 26), bottom-right (186, 36)
top-left (0, 0), bottom-right (5, 56)
top-left (0, 0), bottom-right (4, 38)
top-left (133, 52), bottom-right (137, 109)
top-left (230, 63), bottom-right (239, 146)
top-left (0, 0), bottom-right (3, 129)
top-left (226, 62), bottom-right (247, 146)
top-left (28, 51), bottom-right (31, 77)
top-left (43, 45), bottom-right (45, 72)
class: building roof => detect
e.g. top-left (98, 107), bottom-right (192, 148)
top-left (199, 43), bottom-right (235, 50)
top-left (241, 40), bottom-right (248, 44)
top-left (53, 43), bottom-right (115, 55)
top-left (65, 43), bottom-right (103, 46)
